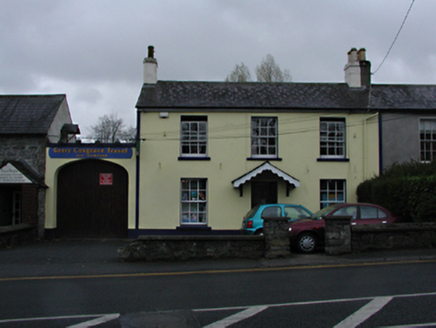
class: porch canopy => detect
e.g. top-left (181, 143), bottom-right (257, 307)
top-left (232, 162), bottom-right (299, 196)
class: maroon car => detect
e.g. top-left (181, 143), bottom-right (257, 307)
top-left (289, 203), bottom-right (399, 253)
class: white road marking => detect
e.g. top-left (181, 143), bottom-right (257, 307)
top-left (0, 314), bottom-right (114, 324)
top-left (67, 314), bottom-right (120, 327)
top-left (334, 296), bottom-right (393, 328)
top-left (203, 305), bottom-right (268, 328)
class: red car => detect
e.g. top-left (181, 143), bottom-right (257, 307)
top-left (289, 203), bottom-right (399, 253)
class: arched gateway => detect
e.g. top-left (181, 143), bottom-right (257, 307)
top-left (56, 160), bottom-right (128, 238)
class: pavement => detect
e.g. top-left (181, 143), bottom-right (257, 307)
top-left (1, 239), bottom-right (436, 327)
top-left (1, 239), bottom-right (436, 279)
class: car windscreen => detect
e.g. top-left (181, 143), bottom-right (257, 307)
top-left (284, 206), bottom-right (311, 220)
top-left (311, 205), bottom-right (338, 220)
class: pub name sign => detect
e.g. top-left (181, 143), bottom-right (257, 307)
top-left (49, 146), bottom-right (133, 159)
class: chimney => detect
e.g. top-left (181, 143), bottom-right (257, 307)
top-left (143, 45), bottom-right (158, 84)
top-left (344, 48), bottom-right (371, 88)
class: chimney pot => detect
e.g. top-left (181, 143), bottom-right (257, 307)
top-left (148, 45), bottom-right (154, 58)
top-left (357, 48), bottom-right (366, 61)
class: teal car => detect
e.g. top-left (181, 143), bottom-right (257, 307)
top-left (241, 204), bottom-right (312, 235)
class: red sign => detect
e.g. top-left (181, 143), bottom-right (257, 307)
top-left (100, 173), bottom-right (113, 185)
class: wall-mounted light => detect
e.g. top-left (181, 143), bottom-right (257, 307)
top-left (159, 112), bottom-right (169, 118)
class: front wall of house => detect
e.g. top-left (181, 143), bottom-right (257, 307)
top-left (44, 148), bottom-right (136, 232)
top-left (138, 111), bottom-right (379, 231)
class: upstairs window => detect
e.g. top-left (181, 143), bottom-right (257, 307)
top-left (181, 178), bottom-right (207, 225)
top-left (320, 118), bottom-right (346, 159)
top-left (180, 116), bottom-right (207, 157)
top-left (320, 179), bottom-right (346, 209)
top-left (420, 119), bottom-right (436, 163)
top-left (251, 117), bottom-right (278, 158)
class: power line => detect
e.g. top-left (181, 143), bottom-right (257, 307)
top-left (372, 0), bottom-right (416, 75)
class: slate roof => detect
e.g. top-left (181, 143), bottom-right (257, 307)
top-left (136, 81), bottom-right (436, 112)
top-left (0, 94), bottom-right (66, 135)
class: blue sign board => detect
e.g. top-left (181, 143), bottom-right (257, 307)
top-left (49, 147), bottom-right (133, 159)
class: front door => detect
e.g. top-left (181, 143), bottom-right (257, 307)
top-left (251, 181), bottom-right (277, 208)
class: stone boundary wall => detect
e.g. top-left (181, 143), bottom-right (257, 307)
top-left (118, 235), bottom-right (265, 261)
top-left (351, 222), bottom-right (436, 252)
top-left (0, 224), bottom-right (38, 249)
top-left (118, 217), bottom-right (290, 261)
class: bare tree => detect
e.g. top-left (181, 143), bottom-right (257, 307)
top-left (225, 63), bottom-right (252, 82)
top-left (255, 54), bottom-right (292, 82)
top-left (89, 113), bottom-right (135, 143)
top-left (119, 126), bottom-right (137, 142)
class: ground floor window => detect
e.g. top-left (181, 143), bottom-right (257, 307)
top-left (181, 178), bottom-right (207, 224)
top-left (320, 179), bottom-right (346, 209)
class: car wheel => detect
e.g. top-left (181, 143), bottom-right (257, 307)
top-left (297, 233), bottom-right (317, 253)
top-left (254, 229), bottom-right (264, 236)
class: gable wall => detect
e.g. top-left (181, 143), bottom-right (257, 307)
top-left (47, 99), bottom-right (73, 143)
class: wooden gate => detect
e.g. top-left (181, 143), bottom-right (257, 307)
top-left (57, 160), bottom-right (128, 238)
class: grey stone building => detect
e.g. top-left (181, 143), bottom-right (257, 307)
top-left (0, 94), bottom-right (78, 237)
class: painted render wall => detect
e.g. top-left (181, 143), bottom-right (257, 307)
top-left (44, 150), bottom-right (137, 230)
top-left (381, 113), bottom-right (426, 169)
top-left (137, 111), bottom-right (379, 231)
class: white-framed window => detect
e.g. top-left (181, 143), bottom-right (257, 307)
top-left (320, 179), bottom-right (346, 209)
top-left (420, 119), bottom-right (436, 163)
top-left (180, 116), bottom-right (207, 157)
top-left (181, 178), bottom-right (207, 224)
top-left (320, 118), bottom-right (346, 158)
top-left (251, 117), bottom-right (278, 158)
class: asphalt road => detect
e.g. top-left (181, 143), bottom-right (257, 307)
top-left (1, 240), bottom-right (436, 327)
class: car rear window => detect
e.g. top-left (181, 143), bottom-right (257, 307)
top-left (244, 205), bottom-right (260, 219)
top-left (360, 206), bottom-right (387, 219)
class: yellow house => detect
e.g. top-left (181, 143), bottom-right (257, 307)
top-left (133, 47), bottom-right (379, 236)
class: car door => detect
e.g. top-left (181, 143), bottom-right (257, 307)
top-left (358, 205), bottom-right (389, 225)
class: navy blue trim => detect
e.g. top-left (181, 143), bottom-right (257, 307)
top-left (135, 111), bottom-right (141, 231)
top-left (128, 229), bottom-right (241, 238)
top-left (379, 112), bottom-right (383, 175)
top-left (317, 158), bottom-right (350, 162)
top-left (178, 157), bottom-right (211, 161)
top-left (247, 157), bottom-right (282, 161)
top-left (177, 225), bottom-right (211, 232)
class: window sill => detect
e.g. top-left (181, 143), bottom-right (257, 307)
top-left (178, 157), bottom-right (211, 161)
top-left (317, 158), bottom-right (349, 162)
top-left (247, 157), bottom-right (282, 161)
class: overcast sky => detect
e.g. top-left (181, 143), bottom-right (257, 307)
top-left (1, 0), bottom-right (434, 137)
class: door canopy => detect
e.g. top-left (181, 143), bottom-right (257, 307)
top-left (232, 161), bottom-right (300, 188)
